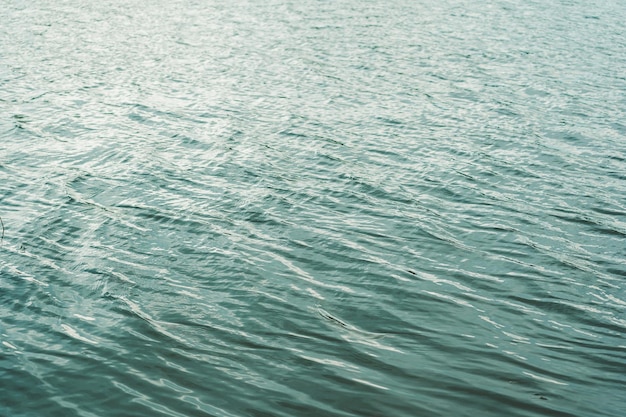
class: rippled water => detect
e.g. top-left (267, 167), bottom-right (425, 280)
top-left (2, 0), bottom-right (625, 416)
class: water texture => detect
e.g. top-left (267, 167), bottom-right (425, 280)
top-left (1, 0), bottom-right (625, 416)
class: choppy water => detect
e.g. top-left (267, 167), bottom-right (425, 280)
top-left (1, 0), bottom-right (625, 416)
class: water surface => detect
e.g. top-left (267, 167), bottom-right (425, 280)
top-left (1, 1), bottom-right (625, 416)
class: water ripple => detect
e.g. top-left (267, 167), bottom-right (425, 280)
top-left (2, 0), bottom-right (626, 416)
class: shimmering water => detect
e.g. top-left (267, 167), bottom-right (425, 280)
top-left (1, 0), bottom-right (625, 416)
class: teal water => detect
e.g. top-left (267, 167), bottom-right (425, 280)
top-left (1, 0), bottom-right (625, 416)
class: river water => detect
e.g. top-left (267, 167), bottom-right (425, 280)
top-left (1, 0), bottom-right (625, 416)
